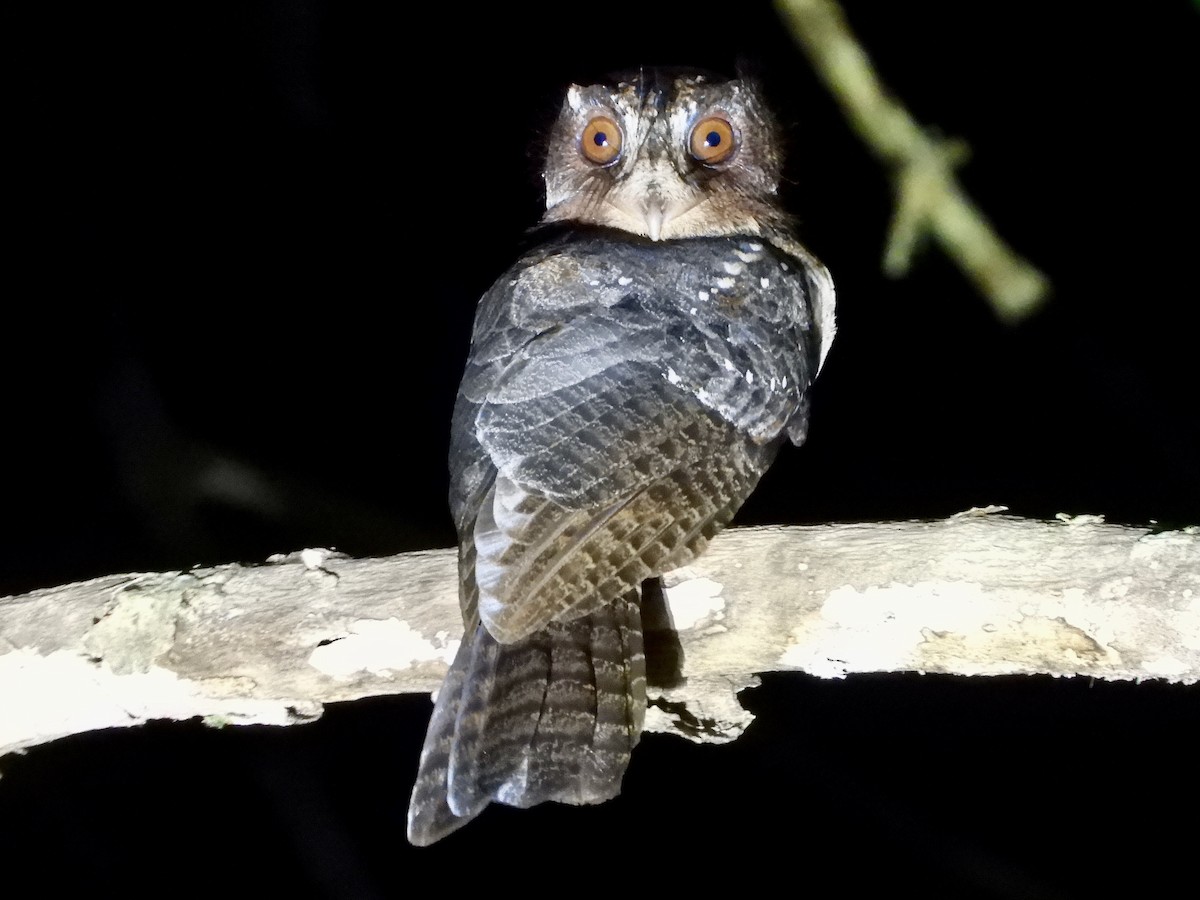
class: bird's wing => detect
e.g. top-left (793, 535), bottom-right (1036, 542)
top-left (451, 234), bottom-right (817, 644)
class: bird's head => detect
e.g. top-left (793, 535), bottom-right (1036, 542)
top-left (542, 72), bottom-right (789, 242)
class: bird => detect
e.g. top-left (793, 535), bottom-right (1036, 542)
top-left (406, 70), bottom-right (836, 845)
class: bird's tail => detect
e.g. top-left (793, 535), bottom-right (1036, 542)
top-left (406, 594), bottom-right (646, 846)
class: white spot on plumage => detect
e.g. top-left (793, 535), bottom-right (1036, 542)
top-left (760, 277), bottom-right (770, 288)
top-left (734, 249), bottom-right (763, 263)
top-left (566, 85), bottom-right (587, 113)
top-left (697, 291), bottom-right (709, 302)
top-left (618, 276), bottom-right (633, 286)
top-left (745, 369), bottom-right (754, 384)
top-left (747, 241), bottom-right (764, 251)
top-left (721, 357), bottom-right (736, 372)
top-left (780, 261), bottom-right (790, 271)
top-left (715, 276), bottom-right (736, 290)
top-left (665, 366), bottom-right (681, 385)
top-left (722, 260), bottom-right (745, 275)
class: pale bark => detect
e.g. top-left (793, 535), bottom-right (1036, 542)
top-left (2, 512), bottom-right (1197, 764)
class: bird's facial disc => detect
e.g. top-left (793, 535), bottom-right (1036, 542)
top-left (542, 75), bottom-right (785, 241)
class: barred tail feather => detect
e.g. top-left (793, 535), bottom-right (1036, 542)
top-left (406, 595), bottom-right (646, 846)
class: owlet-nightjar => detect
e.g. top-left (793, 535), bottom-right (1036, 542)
top-left (407, 70), bottom-right (836, 845)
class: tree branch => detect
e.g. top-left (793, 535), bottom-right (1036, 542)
top-left (775, 0), bottom-right (1051, 322)
top-left (3, 512), bottom-right (1197, 764)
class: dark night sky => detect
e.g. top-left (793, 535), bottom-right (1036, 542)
top-left (2, 3), bottom-right (1197, 896)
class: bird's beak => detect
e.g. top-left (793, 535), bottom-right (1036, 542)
top-left (643, 192), bottom-right (666, 242)
top-left (644, 206), bottom-right (664, 241)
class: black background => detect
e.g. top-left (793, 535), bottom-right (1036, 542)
top-left (2, 3), bottom-right (1197, 896)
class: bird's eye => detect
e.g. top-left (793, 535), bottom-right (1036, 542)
top-left (689, 116), bottom-right (736, 165)
top-left (580, 115), bottom-right (623, 166)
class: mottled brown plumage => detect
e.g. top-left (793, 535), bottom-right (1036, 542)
top-left (407, 71), bottom-right (835, 845)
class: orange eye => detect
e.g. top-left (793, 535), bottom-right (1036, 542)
top-left (689, 116), bottom-right (736, 164)
top-left (580, 115), bottom-right (623, 166)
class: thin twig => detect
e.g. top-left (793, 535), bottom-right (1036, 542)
top-left (775, 0), bottom-right (1051, 322)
